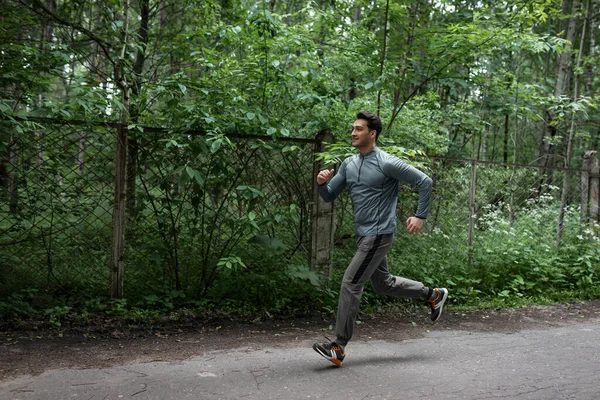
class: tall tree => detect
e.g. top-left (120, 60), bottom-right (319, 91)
top-left (538, 0), bottom-right (580, 176)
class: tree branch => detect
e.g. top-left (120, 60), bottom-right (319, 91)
top-left (19, 0), bottom-right (116, 68)
top-left (377, 0), bottom-right (390, 116)
top-left (386, 3), bottom-right (529, 130)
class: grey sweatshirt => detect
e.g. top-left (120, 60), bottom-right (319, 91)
top-left (318, 147), bottom-right (433, 237)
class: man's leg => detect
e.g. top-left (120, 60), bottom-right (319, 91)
top-left (370, 257), bottom-right (428, 299)
top-left (313, 234), bottom-right (446, 366)
top-left (370, 256), bottom-right (449, 322)
top-left (334, 234), bottom-right (394, 346)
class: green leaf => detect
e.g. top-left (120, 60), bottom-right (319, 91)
top-left (266, 127), bottom-right (277, 135)
top-left (248, 235), bottom-right (287, 252)
top-left (246, 112), bottom-right (255, 120)
top-left (365, 82), bottom-right (373, 89)
top-left (265, 9), bottom-right (275, 23)
top-left (184, 166), bottom-right (204, 185)
top-left (194, 170), bottom-right (204, 185)
top-left (211, 139), bottom-right (222, 153)
top-left (286, 264), bottom-right (320, 286)
top-left (185, 166), bottom-right (195, 178)
top-left (178, 171), bottom-right (190, 186)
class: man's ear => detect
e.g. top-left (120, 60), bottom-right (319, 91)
top-left (370, 130), bottom-right (377, 139)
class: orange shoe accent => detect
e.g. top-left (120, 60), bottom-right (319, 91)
top-left (330, 358), bottom-right (342, 367)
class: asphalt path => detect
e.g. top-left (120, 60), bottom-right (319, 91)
top-left (2, 321), bottom-right (599, 400)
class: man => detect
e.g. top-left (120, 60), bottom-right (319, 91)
top-left (312, 111), bottom-right (448, 367)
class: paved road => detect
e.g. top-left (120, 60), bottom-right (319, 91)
top-left (2, 322), bottom-right (599, 400)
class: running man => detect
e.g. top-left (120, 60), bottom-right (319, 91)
top-left (312, 111), bottom-right (448, 367)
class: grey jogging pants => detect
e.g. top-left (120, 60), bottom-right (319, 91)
top-left (334, 234), bottom-right (428, 346)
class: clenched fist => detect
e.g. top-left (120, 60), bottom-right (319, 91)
top-left (406, 216), bottom-right (424, 233)
top-left (317, 169), bottom-right (335, 185)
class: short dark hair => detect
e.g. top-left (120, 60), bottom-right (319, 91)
top-left (356, 111), bottom-right (382, 140)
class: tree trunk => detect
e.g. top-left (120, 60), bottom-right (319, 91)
top-left (586, 0), bottom-right (598, 151)
top-left (41, 0), bottom-right (56, 43)
top-left (388, 0), bottom-right (421, 130)
top-left (554, 1), bottom-right (579, 98)
top-left (126, 0), bottom-right (150, 216)
top-left (377, 0), bottom-right (390, 116)
top-left (36, 0), bottom-right (56, 190)
top-left (481, 118), bottom-right (490, 161)
top-left (503, 113), bottom-right (509, 164)
top-left (539, 0), bottom-right (580, 190)
top-left (581, 151), bottom-right (597, 224)
top-left (585, 0), bottom-right (597, 97)
top-left (110, 0), bottom-right (130, 299)
top-left (557, 3), bottom-right (586, 246)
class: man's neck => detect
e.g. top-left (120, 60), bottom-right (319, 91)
top-left (358, 143), bottom-right (376, 155)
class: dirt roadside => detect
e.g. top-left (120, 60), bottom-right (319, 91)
top-left (2, 301), bottom-right (600, 382)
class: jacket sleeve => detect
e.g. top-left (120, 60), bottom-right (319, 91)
top-left (382, 156), bottom-right (433, 219)
top-left (318, 159), bottom-right (348, 203)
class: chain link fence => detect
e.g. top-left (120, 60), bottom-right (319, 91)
top-left (329, 154), bottom-right (598, 299)
top-left (122, 130), bottom-right (317, 303)
top-left (1, 120), bottom-right (115, 303)
top-left (1, 119), bottom-right (319, 309)
top-left (1, 118), bottom-right (598, 309)
top-left (427, 157), bottom-right (588, 251)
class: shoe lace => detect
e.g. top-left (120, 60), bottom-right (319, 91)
top-left (322, 335), bottom-right (340, 352)
top-left (429, 289), bottom-right (440, 308)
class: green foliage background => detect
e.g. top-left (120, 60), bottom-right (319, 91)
top-left (1, 0), bottom-right (600, 324)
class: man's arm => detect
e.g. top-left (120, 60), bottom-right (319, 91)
top-left (382, 157), bottom-right (433, 219)
top-left (317, 160), bottom-right (348, 203)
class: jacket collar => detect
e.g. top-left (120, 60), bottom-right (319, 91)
top-left (359, 146), bottom-right (378, 158)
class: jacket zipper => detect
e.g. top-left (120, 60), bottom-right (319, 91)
top-left (358, 156), bottom-right (364, 182)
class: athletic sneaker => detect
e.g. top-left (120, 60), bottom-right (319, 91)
top-left (429, 288), bottom-right (448, 322)
top-left (313, 341), bottom-right (346, 367)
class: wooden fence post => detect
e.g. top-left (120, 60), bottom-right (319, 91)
top-left (7, 141), bottom-right (18, 214)
top-left (589, 151), bottom-right (599, 227)
top-left (110, 125), bottom-right (127, 299)
top-left (467, 159), bottom-right (477, 263)
top-left (581, 151), bottom-right (599, 227)
top-left (581, 151), bottom-right (592, 224)
top-left (310, 130), bottom-right (336, 282)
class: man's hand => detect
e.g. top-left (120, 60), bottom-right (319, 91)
top-left (406, 216), bottom-right (424, 233)
top-left (317, 169), bottom-right (335, 185)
